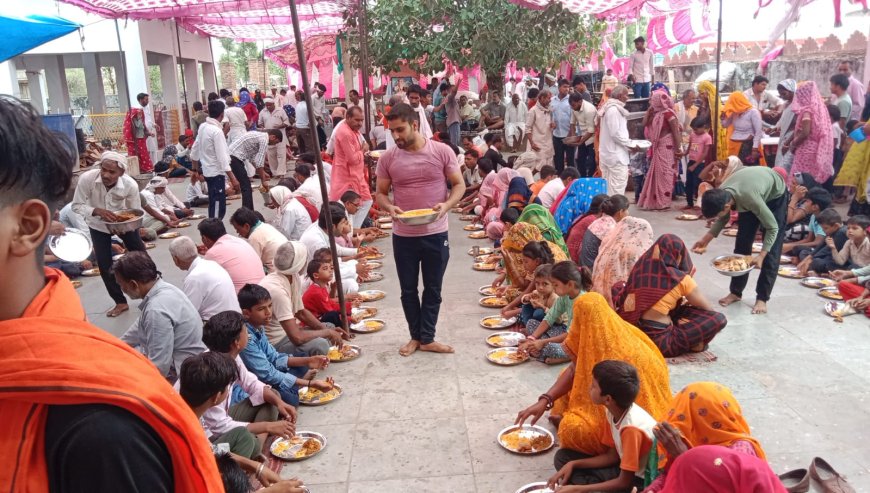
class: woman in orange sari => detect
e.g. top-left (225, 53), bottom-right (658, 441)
top-left (721, 91), bottom-right (764, 165)
top-left (645, 382), bottom-right (767, 492)
top-left (515, 287), bottom-right (671, 458)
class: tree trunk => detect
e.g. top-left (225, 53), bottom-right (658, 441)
top-left (485, 71), bottom-right (504, 100)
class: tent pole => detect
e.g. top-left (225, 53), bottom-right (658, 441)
top-left (358, 0), bottom-right (373, 141)
top-left (114, 19), bottom-right (131, 111)
top-left (175, 21), bottom-right (190, 131)
top-left (287, 0), bottom-right (350, 336)
top-left (712, 0), bottom-right (723, 159)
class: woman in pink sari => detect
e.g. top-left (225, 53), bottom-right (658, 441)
top-left (483, 168), bottom-right (518, 240)
top-left (638, 90), bottom-right (683, 210)
top-left (784, 81), bottom-right (834, 188)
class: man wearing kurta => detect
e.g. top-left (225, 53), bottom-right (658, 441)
top-left (598, 85), bottom-right (635, 195)
top-left (330, 106), bottom-right (371, 228)
top-left (257, 98), bottom-right (290, 179)
top-left (525, 90), bottom-right (555, 171)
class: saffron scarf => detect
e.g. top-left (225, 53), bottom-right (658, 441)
top-left (0, 268), bottom-right (223, 492)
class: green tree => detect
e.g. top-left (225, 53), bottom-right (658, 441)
top-left (219, 39), bottom-right (261, 82)
top-left (610, 17), bottom-right (650, 56)
top-left (345, 0), bottom-right (607, 90)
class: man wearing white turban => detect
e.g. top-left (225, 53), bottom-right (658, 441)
top-left (258, 241), bottom-right (345, 356)
top-left (72, 151), bottom-right (148, 317)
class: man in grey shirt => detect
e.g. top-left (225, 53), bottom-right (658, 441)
top-left (480, 90), bottom-right (507, 131)
top-left (116, 251), bottom-right (206, 380)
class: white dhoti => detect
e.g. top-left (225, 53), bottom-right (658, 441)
top-left (505, 122), bottom-right (524, 145)
top-left (267, 141), bottom-right (288, 176)
top-left (600, 160), bottom-right (629, 195)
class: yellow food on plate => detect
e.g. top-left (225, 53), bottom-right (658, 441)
top-left (468, 231), bottom-right (487, 239)
top-left (481, 297), bottom-right (508, 307)
top-left (398, 209), bottom-right (435, 218)
top-left (328, 345), bottom-right (358, 361)
top-left (301, 387), bottom-right (340, 403)
top-left (364, 320), bottom-right (384, 329)
top-left (713, 256), bottom-right (750, 272)
top-left (501, 429), bottom-right (552, 453)
top-left (482, 318), bottom-right (506, 328)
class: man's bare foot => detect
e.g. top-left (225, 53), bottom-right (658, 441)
top-left (544, 357), bottom-right (570, 365)
top-left (718, 294), bottom-right (741, 307)
top-left (419, 341), bottom-right (454, 353)
top-left (106, 304), bottom-right (129, 317)
top-left (752, 300), bottom-right (768, 314)
top-left (399, 340), bottom-right (420, 357)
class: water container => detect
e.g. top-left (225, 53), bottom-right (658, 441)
top-left (849, 126), bottom-right (866, 144)
top-left (41, 114), bottom-right (79, 161)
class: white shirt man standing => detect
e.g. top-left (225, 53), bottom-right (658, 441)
top-left (525, 89), bottom-right (555, 170)
top-left (629, 36), bottom-right (654, 98)
top-left (505, 93), bottom-right (528, 152)
top-left (837, 60), bottom-right (865, 121)
top-left (191, 100), bottom-right (240, 220)
top-left (71, 151), bottom-right (146, 317)
top-left (257, 98), bottom-right (290, 179)
top-left (569, 93), bottom-right (598, 178)
top-left (169, 236), bottom-right (240, 321)
top-left (598, 85), bottom-right (637, 195)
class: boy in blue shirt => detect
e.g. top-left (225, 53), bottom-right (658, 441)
top-left (237, 283), bottom-right (332, 407)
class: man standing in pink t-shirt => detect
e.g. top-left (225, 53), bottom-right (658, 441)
top-left (329, 107), bottom-right (371, 228)
top-left (376, 103), bottom-right (466, 356)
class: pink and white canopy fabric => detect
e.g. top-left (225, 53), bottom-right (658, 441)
top-left (59, 0), bottom-right (350, 40)
top-left (505, 0), bottom-right (699, 19)
top-left (265, 35), bottom-right (337, 69)
top-left (646, 4), bottom-right (712, 51)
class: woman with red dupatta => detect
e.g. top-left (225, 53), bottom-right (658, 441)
top-left (638, 90), bottom-right (683, 210)
top-left (122, 96), bottom-right (153, 173)
top-left (614, 234), bottom-right (727, 357)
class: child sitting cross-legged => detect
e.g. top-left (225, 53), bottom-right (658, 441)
top-left (500, 241), bottom-right (556, 318)
top-left (237, 284), bottom-right (334, 407)
top-left (794, 208), bottom-right (848, 276)
top-left (199, 311), bottom-right (300, 448)
top-left (547, 360), bottom-right (654, 493)
top-left (516, 265), bottom-right (558, 327)
top-left (829, 215), bottom-right (870, 270)
top-left (518, 261), bottom-right (591, 365)
top-left (178, 351), bottom-right (286, 487)
top-left (302, 258), bottom-right (359, 327)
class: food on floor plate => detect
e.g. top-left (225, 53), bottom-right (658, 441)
top-left (351, 319), bottom-right (385, 333)
top-left (479, 296), bottom-right (508, 308)
top-left (778, 266), bottom-right (805, 279)
top-left (487, 347), bottom-right (530, 366)
top-left (497, 424), bottom-right (554, 454)
top-left (486, 332), bottom-right (526, 347)
top-left (479, 316), bottom-right (517, 329)
top-left (817, 287), bottom-right (843, 300)
top-left (327, 344), bottom-right (361, 362)
top-left (352, 306), bottom-right (378, 319)
top-left (675, 213), bottom-right (700, 221)
top-left (464, 224), bottom-right (484, 231)
top-left (358, 289), bottom-right (385, 301)
top-left (468, 231), bottom-right (487, 239)
top-left (299, 384), bottom-right (342, 405)
top-left (270, 432), bottom-right (326, 460)
top-left (159, 231), bottom-right (180, 239)
top-left (800, 277), bottom-right (837, 289)
top-left (478, 285), bottom-right (497, 296)
top-left (82, 268), bottom-right (101, 277)
top-left (473, 262), bottom-right (497, 271)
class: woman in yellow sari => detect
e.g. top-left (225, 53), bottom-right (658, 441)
top-left (500, 222), bottom-right (568, 290)
top-left (645, 382), bottom-right (767, 492)
top-left (697, 81), bottom-right (728, 161)
top-left (834, 139), bottom-right (870, 216)
top-left (515, 289), bottom-right (672, 456)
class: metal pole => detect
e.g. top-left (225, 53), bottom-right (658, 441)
top-left (175, 21), bottom-right (190, 131)
top-left (208, 36), bottom-right (220, 91)
top-left (358, 1), bottom-right (373, 141)
top-left (114, 19), bottom-right (131, 111)
top-left (287, 0), bottom-right (350, 335)
top-left (712, 0), bottom-right (723, 159)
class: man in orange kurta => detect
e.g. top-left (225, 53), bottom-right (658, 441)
top-left (0, 95), bottom-right (223, 492)
top-left (329, 106), bottom-right (372, 228)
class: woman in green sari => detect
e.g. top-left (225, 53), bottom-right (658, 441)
top-left (518, 204), bottom-right (569, 256)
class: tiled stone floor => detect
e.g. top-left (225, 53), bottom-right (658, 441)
top-left (80, 182), bottom-right (870, 492)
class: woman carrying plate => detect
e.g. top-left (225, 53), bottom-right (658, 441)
top-left (638, 91), bottom-right (683, 210)
top-left (515, 290), bottom-right (671, 465)
top-left (614, 235), bottom-right (726, 357)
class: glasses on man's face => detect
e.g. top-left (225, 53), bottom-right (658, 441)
top-left (350, 202), bottom-right (362, 208)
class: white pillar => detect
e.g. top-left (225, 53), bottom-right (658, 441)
top-left (183, 58), bottom-right (200, 106)
top-left (201, 61), bottom-right (217, 95)
top-left (158, 54), bottom-right (179, 108)
top-left (82, 53), bottom-right (106, 114)
top-left (26, 71), bottom-right (45, 114)
top-left (44, 56), bottom-right (71, 114)
top-left (0, 60), bottom-right (20, 99)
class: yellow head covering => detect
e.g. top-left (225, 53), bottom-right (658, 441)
top-left (555, 292), bottom-right (672, 455)
top-left (697, 81), bottom-right (728, 160)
